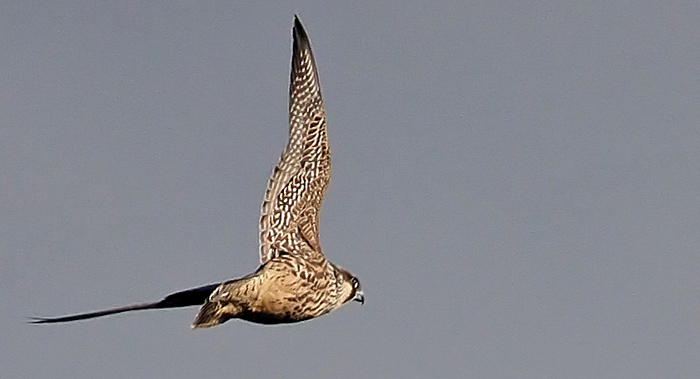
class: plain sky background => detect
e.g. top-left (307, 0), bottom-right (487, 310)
top-left (2, 1), bottom-right (699, 378)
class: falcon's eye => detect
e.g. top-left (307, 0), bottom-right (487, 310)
top-left (351, 277), bottom-right (359, 289)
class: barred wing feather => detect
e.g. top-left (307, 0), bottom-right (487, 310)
top-left (259, 17), bottom-right (330, 264)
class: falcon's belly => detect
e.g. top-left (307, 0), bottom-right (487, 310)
top-left (238, 260), bottom-right (335, 324)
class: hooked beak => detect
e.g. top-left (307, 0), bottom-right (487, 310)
top-left (353, 290), bottom-right (365, 305)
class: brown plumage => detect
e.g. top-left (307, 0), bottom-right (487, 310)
top-left (31, 16), bottom-right (363, 328)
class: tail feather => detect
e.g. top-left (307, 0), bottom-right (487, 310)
top-left (191, 301), bottom-right (228, 329)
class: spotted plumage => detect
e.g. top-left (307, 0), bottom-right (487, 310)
top-left (31, 16), bottom-right (363, 328)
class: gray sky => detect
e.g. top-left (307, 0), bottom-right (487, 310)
top-left (2, 1), bottom-right (700, 378)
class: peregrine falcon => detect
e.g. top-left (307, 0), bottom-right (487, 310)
top-left (32, 16), bottom-right (363, 328)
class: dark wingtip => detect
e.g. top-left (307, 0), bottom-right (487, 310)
top-left (28, 316), bottom-right (70, 324)
top-left (28, 313), bottom-right (99, 324)
top-left (292, 15), bottom-right (309, 46)
top-left (28, 317), bottom-right (50, 324)
top-left (26, 302), bottom-right (160, 324)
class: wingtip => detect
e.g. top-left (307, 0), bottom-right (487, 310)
top-left (27, 315), bottom-right (67, 324)
top-left (292, 15), bottom-right (308, 44)
top-left (27, 315), bottom-right (76, 324)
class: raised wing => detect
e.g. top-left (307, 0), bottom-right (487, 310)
top-left (259, 16), bottom-right (330, 264)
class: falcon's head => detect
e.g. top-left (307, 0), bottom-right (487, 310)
top-left (337, 268), bottom-right (364, 306)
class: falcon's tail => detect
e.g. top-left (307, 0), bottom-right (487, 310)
top-left (191, 300), bottom-right (230, 329)
top-left (191, 278), bottom-right (250, 328)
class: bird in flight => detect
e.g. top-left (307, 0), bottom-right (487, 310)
top-left (32, 16), bottom-right (363, 328)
